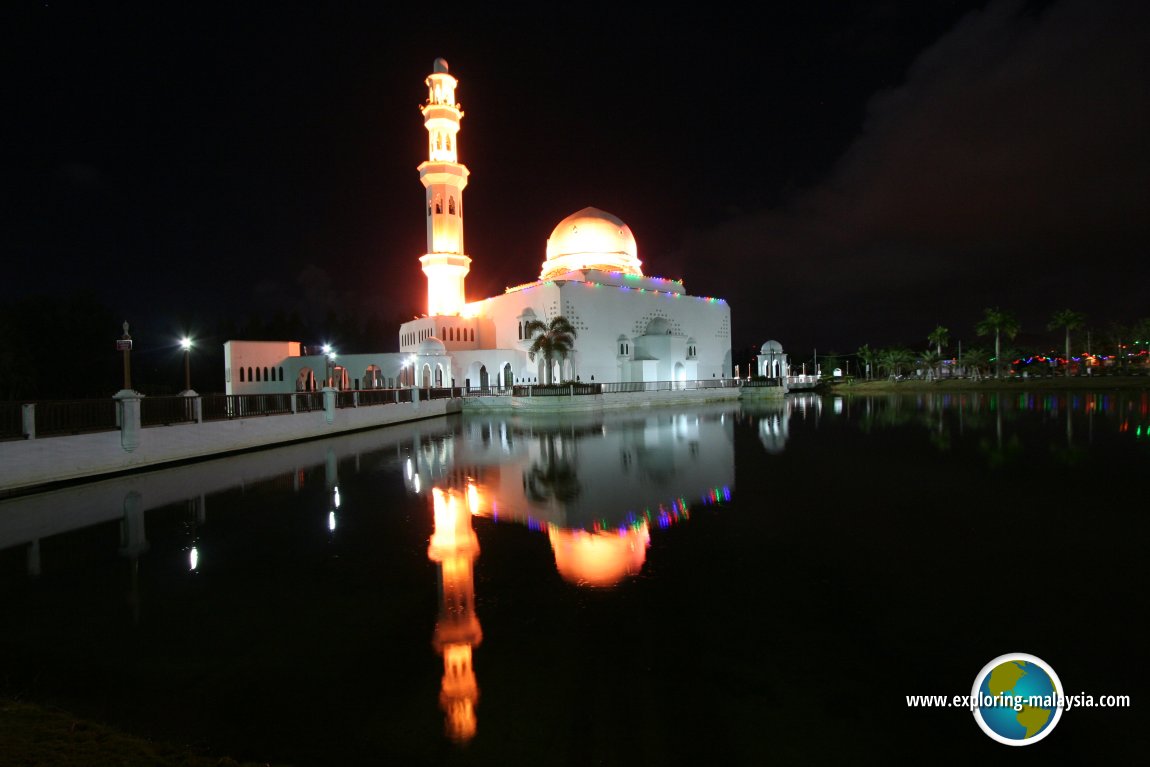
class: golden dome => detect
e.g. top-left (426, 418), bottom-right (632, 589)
top-left (541, 207), bottom-right (643, 280)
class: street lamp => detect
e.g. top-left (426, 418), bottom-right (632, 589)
top-left (179, 337), bottom-right (193, 394)
top-left (322, 344), bottom-right (336, 388)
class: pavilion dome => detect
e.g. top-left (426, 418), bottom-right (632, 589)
top-left (541, 207), bottom-right (643, 280)
top-left (760, 340), bottom-right (784, 354)
top-left (417, 337), bottom-right (447, 355)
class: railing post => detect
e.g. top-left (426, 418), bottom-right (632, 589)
top-left (291, 393), bottom-right (298, 414)
top-left (322, 386), bottom-right (336, 424)
top-left (192, 396), bottom-right (203, 424)
top-left (353, 391), bottom-right (359, 408)
top-left (21, 403), bottom-right (35, 439)
top-left (412, 386), bottom-right (420, 408)
top-left (113, 390), bottom-right (142, 452)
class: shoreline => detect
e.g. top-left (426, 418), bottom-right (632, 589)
top-left (820, 375), bottom-right (1150, 395)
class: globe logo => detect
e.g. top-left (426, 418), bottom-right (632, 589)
top-left (972, 653), bottom-right (1063, 745)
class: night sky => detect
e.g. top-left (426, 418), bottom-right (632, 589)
top-left (7, 1), bottom-right (1149, 373)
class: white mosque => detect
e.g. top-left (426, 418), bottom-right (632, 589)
top-left (224, 59), bottom-right (735, 395)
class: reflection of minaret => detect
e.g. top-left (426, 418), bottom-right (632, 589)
top-left (118, 491), bottom-right (148, 625)
top-left (418, 58), bottom-right (471, 316)
top-left (428, 487), bottom-right (482, 743)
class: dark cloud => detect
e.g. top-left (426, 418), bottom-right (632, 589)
top-left (678, 0), bottom-right (1150, 352)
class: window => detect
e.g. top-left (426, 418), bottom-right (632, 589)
top-left (279, 367), bottom-right (284, 381)
top-left (427, 200), bottom-right (432, 217)
top-left (255, 367), bottom-right (261, 382)
top-left (446, 135), bottom-right (452, 151)
top-left (264, 367), bottom-right (269, 382)
top-left (449, 196), bottom-right (456, 215)
top-left (240, 367), bottom-right (245, 382)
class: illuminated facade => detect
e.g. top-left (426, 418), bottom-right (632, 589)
top-left (224, 58), bottom-right (733, 394)
top-left (398, 57), bottom-right (732, 389)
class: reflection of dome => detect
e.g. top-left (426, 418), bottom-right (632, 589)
top-left (760, 340), bottom-right (784, 354)
top-left (418, 337), bottom-right (447, 355)
top-left (645, 317), bottom-right (672, 335)
top-left (548, 524), bottom-right (650, 587)
top-left (541, 207), bottom-right (643, 280)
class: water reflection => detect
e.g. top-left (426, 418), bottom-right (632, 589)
top-left (428, 487), bottom-right (482, 743)
top-left (2, 390), bottom-right (1143, 755)
top-left (403, 406), bottom-right (737, 589)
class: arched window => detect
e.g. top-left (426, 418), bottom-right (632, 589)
top-left (264, 367), bottom-right (269, 382)
top-left (435, 195), bottom-right (442, 214)
top-left (446, 135), bottom-right (452, 151)
top-left (239, 367), bottom-right (245, 382)
top-left (449, 196), bottom-right (456, 215)
top-left (518, 322), bottom-right (523, 340)
top-left (436, 133), bottom-right (443, 150)
top-left (247, 367), bottom-right (253, 382)
top-left (427, 199), bottom-right (432, 217)
top-left (279, 367), bottom-right (284, 381)
top-left (255, 367), bottom-right (261, 382)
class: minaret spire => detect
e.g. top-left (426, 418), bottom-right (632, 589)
top-left (418, 57), bottom-right (471, 316)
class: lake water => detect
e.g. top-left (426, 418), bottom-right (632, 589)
top-left (1, 390), bottom-right (1146, 765)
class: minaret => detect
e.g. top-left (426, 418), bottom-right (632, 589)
top-left (418, 58), bottom-right (471, 316)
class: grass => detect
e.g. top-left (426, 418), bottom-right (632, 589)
top-left (0, 698), bottom-right (278, 767)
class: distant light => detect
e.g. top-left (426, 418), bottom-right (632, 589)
top-left (322, 343), bottom-right (333, 355)
top-left (414, 473), bottom-right (421, 493)
top-left (333, 486), bottom-right (341, 509)
top-left (328, 511), bottom-right (337, 531)
top-left (189, 547), bottom-right (199, 571)
top-left (179, 337), bottom-right (193, 351)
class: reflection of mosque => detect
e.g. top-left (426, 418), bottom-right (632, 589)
top-left (411, 406), bottom-right (739, 742)
top-left (0, 402), bottom-right (815, 747)
top-left (403, 406), bottom-right (737, 588)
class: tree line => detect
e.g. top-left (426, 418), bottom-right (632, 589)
top-left (851, 308), bottom-right (1150, 381)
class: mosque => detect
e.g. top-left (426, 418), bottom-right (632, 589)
top-left (224, 58), bottom-right (735, 395)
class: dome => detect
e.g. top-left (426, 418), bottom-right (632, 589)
top-left (433, 57), bottom-right (450, 73)
top-left (541, 207), bottom-right (643, 280)
top-left (417, 337), bottom-right (447, 355)
top-left (548, 525), bottom-right (650, 588)
top-left (760, 340), bottom-right (784, 354)
top-left (644, 317), bottom-right (672, 335)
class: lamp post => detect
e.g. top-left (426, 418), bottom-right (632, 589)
top-left (322, 344), bottom-right (336, 388)
top-left (179, 337), bottom-right (193, 393)
top-left (116, 321), bottom-right (133, 391)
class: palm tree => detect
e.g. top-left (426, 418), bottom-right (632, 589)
top-left (1047, 309), bottom-right (1086, 378)
top-left (880, 347), bottom-right (914, 380)
top-left (962, 347), bottom-right (989, 380)
top-left (920, 349), bottom-right (941, 381)
top-left (525, 315), bottom-right (577, 384)
top-left (857, 344), bottom-right (878, 380)
top-left (975, 308), bottom-right (1020, 378)
top-left (927, 325), bottom-right (949, 356)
